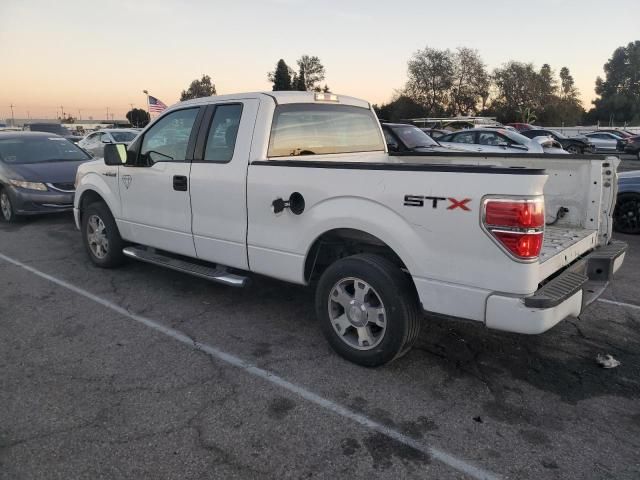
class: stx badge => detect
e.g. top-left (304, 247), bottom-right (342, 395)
top-left (122, 175), bottom-right (132, 189)
top-left (404, 195), bottom-right (471, 211)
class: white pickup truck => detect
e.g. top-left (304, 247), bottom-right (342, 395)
top-left (74, 91), bottom-right (626, 366)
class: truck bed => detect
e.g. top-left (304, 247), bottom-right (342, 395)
top-left (539, 226), bottom-right (598, 280)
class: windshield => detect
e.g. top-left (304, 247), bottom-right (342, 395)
top-left (503, 130), bottom-right (533, 145)
top-left (0, 137), bottom-right (90, 164)
top-left (548, 130), bottom-right (567, 139)
top-left (392, 125), bottom-right (438, 148)
top-left (111, 131), bottom-right (137, 142)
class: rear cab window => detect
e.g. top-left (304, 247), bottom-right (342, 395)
top-left (267, 104), bottom-right (384, 158)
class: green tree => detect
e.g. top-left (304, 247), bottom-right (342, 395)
top-left (126, 108), bottom-right (150, 128)
top-left (405, 46), bottom-right (455, 115)
top-left (180, 74), bottom-right (217, 101)
top-left (591, 41), bottom-right (640, 124)
top-left (450, 47), bottom-right (490, 115)
top-left (268, 59), bottom-right (293, 91)
top-left (296, 55), bottom-right (325, 91)
top-left (491, 62), bottom-right (543, 123)
top-left (373, 95), bottom-right (428, 121)
top-left (295, 67), bottom-right (307, 91)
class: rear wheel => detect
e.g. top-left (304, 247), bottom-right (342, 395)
top-left (0, 189), bottom-right (18, 223)
top-left (315, 254), bottom-right (421, 367)
top-left (82, 201), bottom-right (125, 267)
top-left (613, 193), bottom-right (640, 234)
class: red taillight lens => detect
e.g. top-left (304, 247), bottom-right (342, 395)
top-left (485, 201), bottom-right (544, 228)
top-left (492, 231), bottom-right (543, 259)
top-left (483, 199), bottom-right (544, 260)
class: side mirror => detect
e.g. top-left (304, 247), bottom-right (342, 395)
top-left (387, 142), bottom-right (399, 152)
top-left (104, 143), bottom-right (128, 166)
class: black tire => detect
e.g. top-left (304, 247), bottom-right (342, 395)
top-left (614, 193), bottom-right (640, 234)
top-left (0, 188), bottom-right (19, 223)
top-left (566, 144), bottom-right (581, 154)
top-left (81, 201), bottom-right (125, 268)
top-left (315, 254), bottom-right (421, 367)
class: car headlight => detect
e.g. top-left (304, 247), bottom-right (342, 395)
top-left (9, 179), bottom-right (48, 191)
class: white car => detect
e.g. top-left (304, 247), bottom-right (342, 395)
top-left (73, 91), bottom-right (625, 366)
top-left (438, 128), bottom-right (568, 154)
top-left (77, 128), bottom-right (139, 158)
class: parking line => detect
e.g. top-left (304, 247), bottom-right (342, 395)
top-left (597, 298), bottom-right (640, 311)
top-left (0, 251), bottom-right (499, 480)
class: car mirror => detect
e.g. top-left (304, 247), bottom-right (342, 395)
top-left (104, 143), bottom-right (128, 166)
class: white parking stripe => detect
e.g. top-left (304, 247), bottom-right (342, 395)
top-left (597, 298), bottom-right (640, 311)
top-left (0, 251), bottom-right (500, 480)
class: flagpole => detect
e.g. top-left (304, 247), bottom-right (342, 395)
top-left (142, 89), bottom-right (150, 116)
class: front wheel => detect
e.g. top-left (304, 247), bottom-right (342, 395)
top-left (613, 193), bottom-right (640, 234)
top-left (0, 189), bottom-right (18, 223)
top-left (315, 254), bottom-right (421, 367)
top-left (81, 201), bottom-right (125, 267)
top-left (566, 145), bottom-right (582, 154)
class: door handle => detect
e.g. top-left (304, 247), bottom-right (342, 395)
top-left (173, 175), bottom-right (188, 191)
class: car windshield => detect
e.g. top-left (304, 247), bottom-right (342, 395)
top-left (111, 131), bottom-right (137, 142)
top-left (392, 125), bottom-right (438, 148)
top-left (502, 130), bottom-right (532, 145)
top-left (0, 137), bottom-right (90, 164)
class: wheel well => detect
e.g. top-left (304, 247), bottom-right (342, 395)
top-left (304, 228), bottom-right (408, 283)
top-left (78, 190), bottom-right (105, 223)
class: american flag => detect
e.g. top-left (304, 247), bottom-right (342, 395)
top-left (148, 95), bottom-right (167, 114)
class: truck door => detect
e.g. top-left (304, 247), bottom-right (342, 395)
top-left (189, 99), bottom-right (259, 269)
top-left (119, 106), bottom-right (203, 257)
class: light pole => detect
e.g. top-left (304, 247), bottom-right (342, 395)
top-left (143, 90), bottom-right (150, 116)
top-left (78, 109), bottom-right (82, 121)
top-left (9, 103), bottom-right (15, 126)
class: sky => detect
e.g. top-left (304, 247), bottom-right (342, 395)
top-left (1, 0), bottom-right (639, 121)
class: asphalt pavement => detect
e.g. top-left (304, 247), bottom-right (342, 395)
top-left (1, 211), bottom-right (639, 480)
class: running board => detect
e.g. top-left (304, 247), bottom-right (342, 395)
top-left (122, 246), bottom-right (249, 287)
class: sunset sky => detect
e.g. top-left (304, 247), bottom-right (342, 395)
top-left (1, 0), bottom-right (638, 121)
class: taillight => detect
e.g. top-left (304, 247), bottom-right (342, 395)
top-left (482, 198), bottom-right (544, 261)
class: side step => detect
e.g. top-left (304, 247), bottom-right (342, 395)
top-left (122, 246), bottom-right (249, 287)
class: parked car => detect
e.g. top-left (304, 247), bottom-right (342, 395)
top-left (583, 132), bottom-right (625, 152)
top-left (520, 129), bottom-right (594, 154)
top-left (381, 123), bottom-right (462, 153)
top-left (77, 129), bottom-right (139, 158)
top-left (419, 128), bottom-right (449, 139)
top-left (438, 128), bottom-right (567, 154)
top-left (506, 123), bottom-right (535, 132)
top-left (595, 129), bottom-right (635, 138)
top-left (0, 132), bottom-right (92, 222)
top-left (22, 123), bottom-right (83, 143)
top-left (74, 91), bottom-right (625, 367)
top-left (614, 171), bottom-right (640, 234)
top-left (623, 136), bottom-right (640, 159)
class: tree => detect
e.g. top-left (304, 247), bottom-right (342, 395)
top-left (180, 74), bottom-right (217, 101)
top-left (295, 67), bottom-right (307, 91)
top-left (450, 47), bottom-right (490, 115)
top-left (373, 95), bottom-right (428, 121)
top-left (126, 108), bottom-right (150, 128)
top-left (296, 55), bottom-right (325, 91)
top-left (559, 67), bottom-right (578, 100)
top-left (269, 59), bottom-right (292, 91)
top-left (591, 41), bottom-right (640, 124)
top-left (405, 46), bottom-right (455, 116)
top-left (491, 61), bottom-right (544, 123)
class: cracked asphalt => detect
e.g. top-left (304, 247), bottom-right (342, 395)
top-left (1, 210), bottom-right (639, 479)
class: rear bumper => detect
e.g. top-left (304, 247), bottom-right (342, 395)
top-left (485, 241), bottom-right (627, 334)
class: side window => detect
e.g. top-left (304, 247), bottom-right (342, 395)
top-left (140, 108), bottom-right (199, 163)
top-left (453, 131), bottom-right (476, 144)
top-left (478, 132), bottom-right (501, 145)
top-left (203, 104), bottom-right (243, 163)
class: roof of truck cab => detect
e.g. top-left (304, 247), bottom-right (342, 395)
top-left (174, 91), bottom-right (371, 110)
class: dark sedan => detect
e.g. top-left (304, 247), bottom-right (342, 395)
top-left (623, 136), bottom-right (640, 159)
top-left (614, 170), bottom-right (640, 234)
top-left (381, 123), bottom-right (461, 153)
top-left (0, 132), bottom-right (91, 222)
top-left (520, 128), bottom-right (593, 154)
